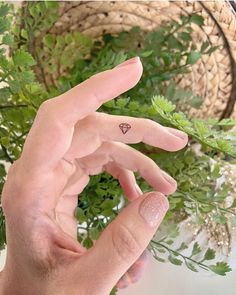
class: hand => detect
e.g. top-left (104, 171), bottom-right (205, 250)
top-left (0, 57), bottom-right (188, 295)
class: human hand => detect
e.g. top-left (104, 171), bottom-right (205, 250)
top-left (0, 57), bottom-right (188, 295)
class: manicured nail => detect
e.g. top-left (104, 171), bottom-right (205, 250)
top-left (115, 56), bottom-right (140, 68)
top-left (161, 170), bottom-right (177, 186)
top-left (139, 192), bottom-right (169, 227)
top-left (167, 128), bottom-right (187, 140)
top-left (135, 183), bottom-right (142, 196)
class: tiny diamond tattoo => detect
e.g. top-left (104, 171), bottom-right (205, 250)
top-left (119, 123), bottom-right (131, 134)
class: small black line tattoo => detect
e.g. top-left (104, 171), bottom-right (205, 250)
top-left (119, 123), bottom-right (131, 134)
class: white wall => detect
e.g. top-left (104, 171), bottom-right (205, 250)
top-left (120, 252), bottom-right (236, 295)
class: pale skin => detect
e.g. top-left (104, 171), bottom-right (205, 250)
top-left (0, 57), bottom-right (188, 295)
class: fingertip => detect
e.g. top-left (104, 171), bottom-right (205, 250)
top-left (159, 170), bottom-right (177, 195)
top-left (114, 56), bottom-right (143, 85)
top-left (139, 191), bottom-right (169, 228)
top-left (165, 127), bottom-right (189, 151)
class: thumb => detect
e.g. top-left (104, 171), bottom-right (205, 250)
top-left (82, 192), bottom-right (169, 294)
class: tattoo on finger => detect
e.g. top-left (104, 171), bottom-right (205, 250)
top-left (119, 123), bottom-right (131, 134)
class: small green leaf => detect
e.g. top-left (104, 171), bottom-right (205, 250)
top-left (89, 227), bottom-right (100, 240)
top-left (167, 35), bottom-right (181, 49)
top-left (206, 46), bottom-right (220, 55)
top-left (155, 256), bottom-right (166, 263)
top-left (83, 237), bottom-right (93, 249)
top-left (156, 248), bottom-right (166, 254)
top-left (140, 50), bottom-right (153, 57)
top-left (161, 52), bottom-right (172, 66)
top-left (201, 41), bottom-right (210, 53)
top-left (1, 137), bottom-right (10, 148)
top-left (190, 95), bottom-right (203, 108)
top-left (43, 34), bottom-right (55, 49)
top-left (0, 4), bottom-right (10, 17)
top-left (165, 239), bottom-right (174, 245)
top-left (176, 242), bottom-right (188, 252)
top-left (0, 87), bottom-right (11, 100)
top-left (168, 254), bottom-right (183, 266)
top-left (2, 34), bottom-right (14, 46)
top-left (209, 262), bottom-right (232, 276)
top-left (152, 95), bottom-right (176, 113)
top-left (21, 29), bottom-right (28, 40)
top-left (193, 119), bottom-right (210, 137)
top-left (190, 14), bottom-right (204, 26)
top-left (186, 51), bottom-right (201, 65)
top-left (75, 207), bottom-right (87, 222)
top-left (213, 213), bottom-right (227, 224)
top-left (45, 1), bottom-right (59, 9)
top-left (65, 33), bottom-right (73, 44)
top-left (179, 32), bottom-right (192, 42)
top-left (109, 287), bottom-right (118, 295)
top-left (186, 261), bottom-right (198, 272)
top-left (217, 118), bottom-right (236, 126)
top-left (203, 248), bottom-right (216, 261)
top-left (128, 101), bottom-right (139, 111)
top-left (13, 49), bottom-right (36, 67)
top-left (191, 242), bottom-right (201, 257)
top-left (29, 5), bottom-right (38, 18)
top-left (116, 98), bottom-right (129, 107)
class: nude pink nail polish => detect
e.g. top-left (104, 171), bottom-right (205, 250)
top-left (139, 192), bottom-right (169, 227)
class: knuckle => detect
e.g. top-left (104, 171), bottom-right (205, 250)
top-left (111, 224), bottom-right (142, 262)
top-left (37, 99), bottom-right (51, 115)
top-left (38, 100), bottom-right (57, 122)
top-left (38, 100), bottom-right (65, 134)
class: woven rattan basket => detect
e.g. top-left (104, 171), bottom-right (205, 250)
top-left (31, 1), bottom-right (236, 119)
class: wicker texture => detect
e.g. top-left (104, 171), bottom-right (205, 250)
top-left (36, 1), bottom-right (236, 119)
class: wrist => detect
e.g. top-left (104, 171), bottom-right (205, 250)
top-left (0, 268), bottom-right (80, 295)
top-left (0, 268), bottom-right (51, 295)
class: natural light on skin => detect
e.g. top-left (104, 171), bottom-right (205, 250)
top-left (0, 57), bottom-right (188, 295)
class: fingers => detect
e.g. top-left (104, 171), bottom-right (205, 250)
top-left (98, 113), bottom-right (188, 150)
top-left (53, 57), bottom-right (143, 126)
top-left (78, 192), bottom-right (168, 295)
top-left (78, 141), bottom-right (177, 195)
top-left (64, 112), bottom-right (188, 159)
top-left (104, 162), bottom-right (142, 201)
top-left (20, 57), bottom-right (143, 173)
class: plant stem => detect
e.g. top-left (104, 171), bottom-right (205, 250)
top-left (150, 240), bottom-right (209, 271)
top-left (0, 104), bottom-right (28, 109)
top-left (181, 191), bottom-right (236, 216)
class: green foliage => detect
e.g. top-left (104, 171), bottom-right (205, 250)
top-left (75, 173), bottom-right (122, 248)
top-left (0, 3), bottom-right (235, 284)
top-left (150, 238), bottom-right (232, 276)
top-left (151, 148), bottom-right (236, 226)
top-left (152, 95), bottom-right (236, 158)
top-left (13, 49), bottom-right (36, 67)
top-left (0, 207), bottom-right (6, 250)
top-left (209, 262), bottom-right (232, 276)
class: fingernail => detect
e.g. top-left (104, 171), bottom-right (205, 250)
top-left (135, 183), bottom-right (142, 196)
top-left (167, 128), bottom-right (187, 140)
top-left (115, 56), bottom-right (140, 68)
top-left (161, 170), bottom-right (177, 186)
top-left (139, 192), bottom-right (169, 228)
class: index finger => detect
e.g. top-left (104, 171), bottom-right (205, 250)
top-left (21, 57), bottom-right (143, 173)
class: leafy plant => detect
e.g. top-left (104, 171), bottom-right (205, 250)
top-left (0, 2), bottom-right (235, 288)
top-left (150, 238), bottom-right (232, 276)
